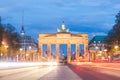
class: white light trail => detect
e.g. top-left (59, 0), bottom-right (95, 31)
top-left (0, 62), bottom-right (58, 69)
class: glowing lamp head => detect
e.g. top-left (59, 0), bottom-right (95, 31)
top-left (95, 46), bottom-right (98, 49)
top-left (21, 31), bottom-right (25, 35)
top-left (29, 46), bottom-right (31, 49)
top-left (108, 56), bottom-right (111, 58)
top-left (104, 49), bottom-right (107, 52)
top-left (5, 45), bottom-right (8, 48)
top-left (114, 45), bottom-right (118, 49)
top-left (20, 48), bottom-right (23, 51)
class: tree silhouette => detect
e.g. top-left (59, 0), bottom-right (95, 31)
top-left (0, 17), bottom-right (21, 58)
top-left (106, 11), bottom-right (120, 52)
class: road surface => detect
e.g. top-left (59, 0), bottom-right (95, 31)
top-left (69, 62), bottom-right (120, 80)
top-left (0, 65), bottom-right (81, 80)
top-left (0, 62), bottom-right (120, 80)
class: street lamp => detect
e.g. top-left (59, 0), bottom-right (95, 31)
top-left (95, 46), bottom-right (99, 50)
top-left (4, 45), bottom-right (8, 61)
top-left (4, 45), bottom-right (8, 48)
top-left (114, 45), bottom-right (118, 52)
top-left (16, 55), bottom-right (18, 62)
top-left (29, 46), bottom-right (31, 49)
top-left (19, 48), bottom-right (23, 61)
top-left (114, 45), bottom-right (118, 53)
top-left (28, 46), bottom-right (31, 61)
top-left (0, 46), bottom-right (2, 60)
top-left (20, 48), bottom-right (23, 51)
top-left (94, 41), bottom-right (105, 61)
top-left (95, 45), bottom-right (98, 61)
top-left (104, 49), bottom-right (107, 52)
top-left (93, 41), bottom-right (98, 61)
top-left (26, 53), bottom-right (29, 57)
top-left (108, 56), bottom-right (111, 62)
top-left (21, 34), bottom-right (26, 61)
top-left (104, 49), bottom-right (107, 59)
top-left (0, 53), bottom-right (3, 61)
top-left (0, 53), bottom-right (3, 56)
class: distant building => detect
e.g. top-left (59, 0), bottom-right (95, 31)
top-left (89, 36), bottom-right (107, 50)
top-left (19, 14), bottom-right (38, 61)
top-left (89, 36), bottom-right (107, 61)
top-left (20, 36), bottom-right (37, 50)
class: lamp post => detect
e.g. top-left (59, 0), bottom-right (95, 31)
top-left (93, 41), bottom-right (96, 61)
top-left (21, 29), bottom-right (26, 61)
top-left (22, 38), bottom-right (26, 61)
top-left (108, 56), bottom-right (111, 62)
top-left (114, 45), bottom-right (118, 52)
top-left (0, 46), bottom-right (1, 61)
top-left (28, 46), bottom-right (31, 61)
top-left (0, 41), bottom-right (3, 61)
top-left (19, 48), bottom-right (22, 61)
top-left (104, 49), bottom-right (107, 59)
top-left (93, 41), bottom-right (103, 61)
top-left (95, 41), bottom-right (105, 61)
top-left (0, 53), bottom-right (3, 60)
top-left (95, 46), bottom-right (98, 61)
top-left (4, 45), bottom-right (8, 61)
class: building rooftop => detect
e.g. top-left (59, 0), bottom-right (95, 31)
top-left (89, 36), bottom-right (107, 44)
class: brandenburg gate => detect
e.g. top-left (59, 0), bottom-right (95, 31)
top-left (38, 22), bottom-right (88, 63)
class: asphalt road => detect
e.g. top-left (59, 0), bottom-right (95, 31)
top-left (69, 63), bottom-right (120, 80)
top-left (0, 66), bottom-right (56, 80)
top-left (0, 65), bottom-right (82, 80)
top-left (0, 63), bottom-right (120, 80)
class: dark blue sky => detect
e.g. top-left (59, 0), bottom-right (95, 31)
top-left (0, 0), bottom-right (120, 42)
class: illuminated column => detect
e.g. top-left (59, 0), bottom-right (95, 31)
top-left (84, 44), bottom-right (88, 59)
top-left (76, 44), bottom-right (79, 61)
top-left (47, 44), bottom-right (51, 61)
top-left (67, 44), bottom-right (71, 63)
top-left (56, 44), bottom-right (60, 62)
top-left (31, 53), bottom-right (33, 62)
top-left (38, 44), bottom-right (43, 61)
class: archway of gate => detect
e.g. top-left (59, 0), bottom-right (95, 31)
top-left (39, 42), bottom-right (88, 63)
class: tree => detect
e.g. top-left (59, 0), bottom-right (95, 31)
top-left (106, 11), bottom-right (120, 53)
top-left (4, 23), bottom-right (21, 57)
top-left (115, 11), bottom-right (120, 23)
top-left (0, 17), bottom-right (4, 46)
top-left (0, 17), bottom-right (21, 59)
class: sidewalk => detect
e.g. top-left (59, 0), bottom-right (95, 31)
top-left (39, 66), bottom-right (82, 80)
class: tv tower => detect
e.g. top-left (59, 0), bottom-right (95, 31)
top-left (21, 11), bottom-right (25, 35)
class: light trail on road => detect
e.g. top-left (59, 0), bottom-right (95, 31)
top-left (0, 62), bottom-right (58, 69)
top-left (69, 63), bottom-right (120, 80)
top-left (0, 65), bottom-right (57, 80)
top-left (1, 62), bottom-right (120, 80)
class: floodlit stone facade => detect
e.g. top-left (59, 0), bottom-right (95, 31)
top-left (38, 22), bottom-right (88, 63)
